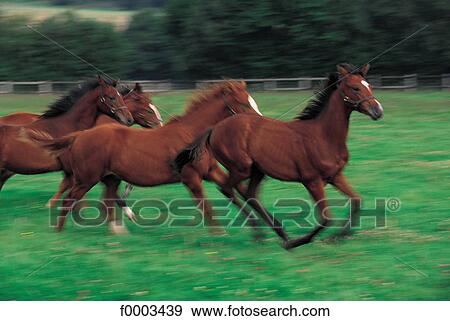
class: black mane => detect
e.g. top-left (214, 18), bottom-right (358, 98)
top-left (40, 78), bottom-right (127, 119)
top-left (296, 63), bottom-right (362, 120)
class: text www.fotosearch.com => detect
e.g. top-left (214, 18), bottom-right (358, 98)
top-left (120, 304), bottom-right (330, 318)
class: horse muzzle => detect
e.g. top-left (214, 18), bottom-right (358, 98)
top-left (368, 101), bottom-right (384, 121)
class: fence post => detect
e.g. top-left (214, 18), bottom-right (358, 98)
top-left (441, 74), bottom-right (450, 90)
top-left (0, 82), bottom-right (13, 94)
top-left (263, 80), bottom-right (277, 90)
top-left (403, 74), bottom-right (417, 91)
top-left (38, 81), bottom-right (52, 94)
top-left (298, 79), bottom-right (312, 90)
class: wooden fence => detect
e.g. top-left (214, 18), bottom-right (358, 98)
top-left (1, 74), bottom-right (449, 94)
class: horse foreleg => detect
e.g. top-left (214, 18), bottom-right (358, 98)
top-left (330, 172), bottom-right (361, 237)
top-left (0, 170), bottom-right (15, 192)
top-left (284, 179), bottom-right (331, 249)
top-left (122, 183), bottom-right (134, 199)
top-left (46, 174), bottom-right (73, 208)
top-left (116, 183), bottom-right (136, 222)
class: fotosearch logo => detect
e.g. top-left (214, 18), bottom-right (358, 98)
top-left (47, 197), bottom-right (400, 229)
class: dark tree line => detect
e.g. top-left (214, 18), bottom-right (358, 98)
top-left (1, 0), bottom-right (449, 81)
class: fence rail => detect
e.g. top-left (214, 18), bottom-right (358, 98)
top-left (1, 74), bottom-right (449, 94)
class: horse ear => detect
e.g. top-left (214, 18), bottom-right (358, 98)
top-left (360, 64), bottom-right (370, 77)
top-left (222, 85), bottom-right (232, 95)
top-left (336, 64), bottom-right (348, 77)
top-left (240, 80), bottom-right (247, 88)
top-left (134, 83), bottom-right (143, 93)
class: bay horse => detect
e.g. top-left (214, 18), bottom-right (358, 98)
top-left (0, 83), bottom-right (162, 199)
top-left (32, 81), bottom-right (262, 232)
top-left (44, 83), bottom-right (164, 208)
top-left (0, 83), bottom-right (162, 128)
top-left (174, 63), bottom-right (384, 249)
top-left (0, 76), bottom-right (133, 194)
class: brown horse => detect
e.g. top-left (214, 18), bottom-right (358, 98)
top-left (32, 81), bottom-right (262, 232)
top-left (175, 63), bottom-right (384, 249)
top-left (44, 83), bottom-right (164, 208)
top-left (0, 83), bottom-right (162, 210)
top-left (0, 76), bottom-right (133, 194)
top-left (0, 83), bottom-right (162, 128)
top-left (0, 112), bottom-right (39, 126)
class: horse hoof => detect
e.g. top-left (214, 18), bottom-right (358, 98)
top-left (123, 207), bottom-right (136, 222)
top-left (283, 237), bottom-right (311, 250)
top-left (283, 240), bottom-right (294, 250)
top-left (209, 228), bottom-right (227, 237)
top-left (46, 201), bottom-right (55, 208)
top-left (109, 222), bottom-right (129, 235)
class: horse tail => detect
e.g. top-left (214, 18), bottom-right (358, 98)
top-left (173, 128), bottom-right (213, 173)
top-left (21, 128), bottom-right (77, 157)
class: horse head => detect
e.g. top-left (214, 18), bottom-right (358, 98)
top-left (123, 83), bottom-right (163, 128)
top-left (336, 63), bottom-right (384, 120)
top-left (96, 76), bottom-right (134, 126)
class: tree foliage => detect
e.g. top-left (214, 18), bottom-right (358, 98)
top-left (0, 0), bottom-right (449, 80)
top-left (0, 12), bottom-right (128, 80)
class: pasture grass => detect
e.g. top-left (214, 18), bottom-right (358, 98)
top-left (0, 90), bottom-right (449, 300)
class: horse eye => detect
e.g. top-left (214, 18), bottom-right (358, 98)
top-left (351, 87), bottom-right (360, 91)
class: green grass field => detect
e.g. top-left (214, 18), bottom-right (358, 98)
top-left (0, 90), bottom-right (449, 300)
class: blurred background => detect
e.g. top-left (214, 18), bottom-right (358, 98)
top-left (0, 0), bottom-right (449, 81)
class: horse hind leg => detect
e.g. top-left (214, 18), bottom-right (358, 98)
top-left (206, 165), bottom-right (265, 241)
top-left (46, 174), bottom-right (72, 208)
top-left (181, 165), bottom-right (225, 235)
top-left (102, 176), bottom-right (129, 235)
top-left (237, 166), bottom-right (289, 243)
top-left (56, 183), bottom-right (93, 231)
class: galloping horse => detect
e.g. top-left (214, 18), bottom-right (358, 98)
top-left (0, 83), bottom-right (163, 202)
top-left (0, 83), bottom-right (161, 128)
top-left (0, 76), bottom-right (133, 194)
top-left (32, 81), bottom-right (262, 232)
top-left (44, 83), bottom-right (164, 208)
top-left (175, 63), bottom-right (384, 249)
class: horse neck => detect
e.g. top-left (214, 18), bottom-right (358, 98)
top-left (95, 114), bottom-right (118, 126)
top-left (317, 90), bottom-right (352, 148)
top-left (59, 90), bottom-right (100, 130)
top-left (172, 97), bottom-right (228, 135)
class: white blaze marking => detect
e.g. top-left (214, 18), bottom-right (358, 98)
top-left (248, 95), bottom-right (262, 115)
top-left (375, 99), bottom-right (384, 112)
top-left (361, 80), bottom-right (372, 93)
top-left (149, 103), bottom-right (163, 124)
